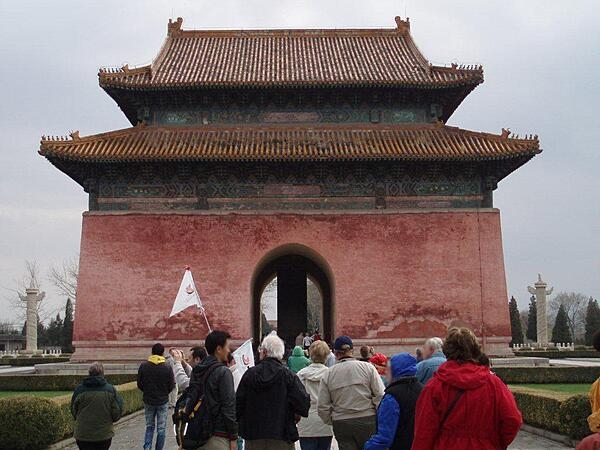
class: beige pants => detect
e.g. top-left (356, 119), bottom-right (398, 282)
top-left (200, 436), bottom-right (230, 450)
top-left (244, 439), bottom-right (295, 450)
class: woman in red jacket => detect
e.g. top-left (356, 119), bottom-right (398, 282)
top-left (411, 327), bottom-right (522, 450)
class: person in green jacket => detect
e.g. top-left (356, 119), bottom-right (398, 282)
top-left (71, 362), bottom-right (124, 450)
top-left (288, 345), bottom-right (311, 373)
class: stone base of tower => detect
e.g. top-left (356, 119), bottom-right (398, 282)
top-left (72, 209), bottom-right (511, 362)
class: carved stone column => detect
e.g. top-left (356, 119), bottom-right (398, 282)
top-left (19, 283), bottom-right (45, 354)
top-left (528, 274), bottom-right (553, 347)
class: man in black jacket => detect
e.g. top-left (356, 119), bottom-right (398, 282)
top-left (237, 333), bottom-right (311, 450)
top-left (137, 343), bottom-right (175, 450)
top-left (191, 330), bottom-right (238, 450)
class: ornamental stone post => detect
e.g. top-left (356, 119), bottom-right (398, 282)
top-left (528, 274), bottom-right (553, 347)
top-left (18, 282), bottom-right (45, 354)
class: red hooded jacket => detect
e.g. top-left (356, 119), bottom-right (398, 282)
top-left (411, 360), bottom-right (522, 450)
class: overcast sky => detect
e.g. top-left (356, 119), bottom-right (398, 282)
top-left (0, 0), bottom-right (598, 324)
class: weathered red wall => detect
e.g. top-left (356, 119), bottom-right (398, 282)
top-left (73, 210), bottom-right (510, 361)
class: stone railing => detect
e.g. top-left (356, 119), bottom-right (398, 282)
top-left (511, 342), bottom-right (575, 351)
top-left (0, 348), bottom-right (63, 357)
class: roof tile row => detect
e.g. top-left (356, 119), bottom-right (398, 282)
top-left (40, 123), bottom-right (539, 163)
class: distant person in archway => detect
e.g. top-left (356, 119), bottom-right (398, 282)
top-left (303, 333), bottom-right (314, 350)
top-left (288, 345), bottom-right (311, 373)
top-left (296, 332), bottom-right (306, 347)
top-left (415, 337), bottom-right (447, 384)
top-left (312, 330), bottom-right (322, 342)
top-left (412, 327), bottom-right (522, 450)
top-left (297, 341), bottom-right (334, 450)
top-left (237, 333), bottom-right (310, 450)
top-left (317, 336), bottom-right (385, 450)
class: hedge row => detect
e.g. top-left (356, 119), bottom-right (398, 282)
top-left (494, 366), bottom-right (600, 384)
top-left (514, 350), bottom-right (600, 359)
top-left (0, 381), bottom-right (143, 449)
top-left (0, 356), bottom-right (70, 366)
top-left (0, 373), bottom-right (137, 391)
top-left (511, 387), bottom-right (591, 440)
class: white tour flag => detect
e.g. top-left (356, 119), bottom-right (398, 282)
top-left (170, 268), bottom-right (203, 317)
top-left (232, 339), bottom-right (255, 374)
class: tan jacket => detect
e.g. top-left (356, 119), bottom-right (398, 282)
top-left (317, 357), bottom-right (385, 424)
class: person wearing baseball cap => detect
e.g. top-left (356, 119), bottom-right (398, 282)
top-left (317, 336), bottom-right (385, 450)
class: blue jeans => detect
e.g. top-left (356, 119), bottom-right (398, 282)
top-left (299, 437), bottom-right (332, 450)
top-left (144, 403), bottom-right (168, 450)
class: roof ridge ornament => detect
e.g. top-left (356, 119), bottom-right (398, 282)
top-left (69, 130), bottom-right (80, 140)
top-left (168, 17), bottom-right (184, 36)
top-left (394, 16), bottom-right (410, 32)
top-left (501, 128), bottom-right (510, 138)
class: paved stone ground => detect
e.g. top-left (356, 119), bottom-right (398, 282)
top-left (61, 411), bottom-right (574, 450)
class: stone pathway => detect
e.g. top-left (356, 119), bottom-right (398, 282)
top-left (60, 411), bottom-right (574, 450)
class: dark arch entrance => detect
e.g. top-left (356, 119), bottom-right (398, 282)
top-left (252, 250), bottom-right (333, 348)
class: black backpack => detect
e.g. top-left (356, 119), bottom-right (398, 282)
top-left (173, 362), bottom-right (221, 450)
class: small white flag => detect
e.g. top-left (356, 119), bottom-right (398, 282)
top-left (232, 339), bottom-right (255, 375)
top-left (170, 267), bottom-right (203, 317)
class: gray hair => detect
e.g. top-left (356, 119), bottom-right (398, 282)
top-left (260, 334), bottom-right (285, 360)
top-left (88, 361), bottom-right (104, 376)
top-left (425, 337), bottom-right (443, 352)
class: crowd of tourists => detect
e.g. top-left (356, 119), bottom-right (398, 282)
top-left (70, 325), bottom-right (560, 450)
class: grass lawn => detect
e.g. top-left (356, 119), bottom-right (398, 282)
top-left (511, 384), bottom-right (590, 395)
top-left (0, 391), bottom-right (72, 398)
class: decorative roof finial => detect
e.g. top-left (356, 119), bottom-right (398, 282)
top-left (394, 16), bottom-right (410, 32)
top-left (69, 130), bottom-right (80, 140)
top-left (168, 17), bottom-right (184, 36)
top-left (501, 128), bottom-right (510, 138)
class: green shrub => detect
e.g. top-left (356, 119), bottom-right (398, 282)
top-left (511, 388), bottom-right (592, 441)
top-left (0, 396), bottom-right (70, 450)
top-left (0, 381), bottom-right (144, 446)
top-left (0, 356), bottom-right (70, 366)
top-left (51, 381), bottom-right (143, 440)
top-left (494, 366), bottom-right (600, 384)
top-left (512, 391), bottom-right (562, 431)
top-left (559, 395), bottom-right (591, 439)
top-left (0, 374), bottom-right (137, 391)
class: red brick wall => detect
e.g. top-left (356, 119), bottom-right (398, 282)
top-left (73, 210), bottom-right (510, 361)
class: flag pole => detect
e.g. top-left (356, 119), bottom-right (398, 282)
top-left (201, 307), bottom-right (212, 333)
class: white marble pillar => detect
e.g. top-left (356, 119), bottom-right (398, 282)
top-left (18, 283), bottom-right (45, 353)
top-left (528, 274), bottom-right (553, 347)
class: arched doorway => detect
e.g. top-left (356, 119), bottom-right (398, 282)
top-left (252, 246), bottom-right (333, 349)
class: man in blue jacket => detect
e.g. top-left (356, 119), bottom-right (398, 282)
top-left (364, 353), bottom-right (422, 450)
top-left (415, 337), bottom-right (446, 384)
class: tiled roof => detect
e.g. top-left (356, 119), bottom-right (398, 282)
top-left (98, 17), bottom-right (483, 89)
top-left (40, 124), bottom-right (539, 163)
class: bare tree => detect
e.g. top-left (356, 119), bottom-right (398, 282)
top-left (48, 255), bottom-right (78, 303)
top-left (550, 292), bottom-right (588, 343)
